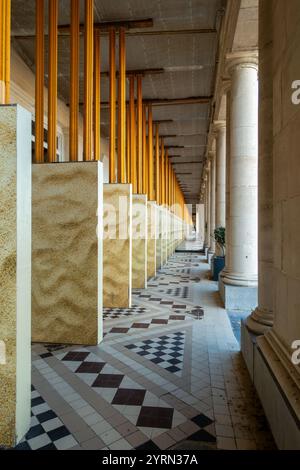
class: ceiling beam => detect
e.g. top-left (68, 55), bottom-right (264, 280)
top-left (77, 96), bottom-right (212, 107)
top-left (59, 18), bottom-right (154, 33)
top-left (12, 26), bottom-right (216, 39)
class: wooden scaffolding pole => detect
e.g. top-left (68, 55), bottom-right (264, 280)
top-left (69, 0), bottom-right (79, 161)
top-left (93, 29), bottom-right (101, 161)
top-left (129, 75), bottom-right (137, 192)
top-left (155, 124), bottom-right (160, 203)
top-left (142, 104), bottom-right (147, 194)
top-left (161, 140), bottom-right (165, 205)
top-left (35, 0), bottom-right (45, 163)
top-left (0, 0), bottom-right (11, 103)
top-left (83, 0), bottom-right (94, 161)
top-left (48, 0), bottom-right (58, 162)
top-left (159, 139), bottom-right (163, 205)
top-left (148, 104), bottom-right (154, 200)
top-left (164, 149), bottom-right (168, 206)
top-left (117, 28), bottom-right (126, 181)
top-left (126, 104), bottom-right (130, 182)
top-left (136, 75), bottom-right (143, 193)
top-left (109, 28), bottom-right (116, 181)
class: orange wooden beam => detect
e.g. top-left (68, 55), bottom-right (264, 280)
top-left (129, 75), bottom-right (137, 192)
top-left (69, 0), bottom-right (79, 161)
top-left (109, 28), bottom-right (116, 181)
top-left (148, 104), bottom-right (154, 200)
top-left (35, 0), bottom-right (44, 163)
top-left (93, 29), bottom-right (101, 161)
top-left (142, 103), bottom-right (147, 194)
top-left (48, 0), bottom-right (58, 162)
top-left (155, 123), bottom-right (160, 203)
top-left (137, 76), bottom-right (143, 193)
top-left (83, 0), bottom-right (94, 161)
top-left (117, 28), bottom-right (126, 181)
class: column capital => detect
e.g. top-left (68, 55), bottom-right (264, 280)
top-left (208, 150), bottom-right (215, 161)
top-left (213, 120), bottom-right (226, 134)
top-left (226, 51), bottom-right (258, 77)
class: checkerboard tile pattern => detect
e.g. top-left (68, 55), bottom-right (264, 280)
top-left (15, 387), bottom-right (78, 450)
top-left (58, 348), bottom-right (187, 438)
top-left (126, 332), bottom-right (185, 376)
top-left (104, 305), bottom-right (148, 320)
top-left (14, 249), bottom-right (276, 451)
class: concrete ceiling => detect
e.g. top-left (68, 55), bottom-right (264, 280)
top-left (11, 0), bottom-right (225, 204)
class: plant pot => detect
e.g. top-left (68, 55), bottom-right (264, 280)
top-left (212, 256), bottom-right (225, 281)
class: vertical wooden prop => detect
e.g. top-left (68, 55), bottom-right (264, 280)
top-left (155, 124), bottom-right (160, 203)
top-left (109, 29), bottom-right (116, 181)
top-left (142, 103), bottom-right (147, 194)
top-left (93, 29), bottom-right (101, 161)
top-left (48, 0), bottom-right (58, 162)
top-left (69, 0), bottom-right (79, 161)
top-left (117, 28), bottom-right (126, 181)
top-left (165, 152), bottom-right (169, 207)
top-left (137, 76), bottom-right (143, 193)
top-left (148, 104), bottom-right (154, 200)
top-left (83, 0), bottom-right (94, 161)
top-left (0, 0), bottom-right (10, 104)
top-left (129, 75), bottom-right (137, 192)
top-left (126, 104), bottom-right (130, 181)
top-left (160, 139), bottom-right (164, 205)
top-left (35, 0), bottom-right (44, 163)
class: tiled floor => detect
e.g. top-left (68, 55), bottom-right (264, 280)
top-left (16, 247), bottom-right (276, 450)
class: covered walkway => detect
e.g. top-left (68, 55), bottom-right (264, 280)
top-left (17, 245), bottom-right (274, 451)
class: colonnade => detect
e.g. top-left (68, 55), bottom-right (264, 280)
top-left (202, 0), bottom-right (300, 449)
top-left (0, 0), bottom-right (193, 447)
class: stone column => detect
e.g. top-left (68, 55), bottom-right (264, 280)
top-left (246, 1), bottom-right (273, 334)
top-left (203, 173), bottom-right (209, 249)
top-left (208, 151), bottom-right (216, 257)
top-left (222, 53), bottom-right (258, 309)
top-left (205, 162), bottom-right (211, 255)
top-left (219, 87), bottom-right (231, 284)
top-left (0, 105), bottom-right (31, 447)
top-left (214, 121), bottom-right (226, 256)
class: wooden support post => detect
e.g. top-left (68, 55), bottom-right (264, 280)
top-left (0, 0), bottom-right (10, 104)
top-left (129, 75), bottom-right (137, 192)
top-left (155, 123), bottom-right (160, 203)
top-left (126, 104), bottom-right (130, 182)
top-left (35, 0), bottom-right (44, 163)
top-left (69, 0), bottom-right (79, 161)
top-left (117, 28), bottom-right (126, 181)
top-left (159, 139), bottom-right (163, 205)
top-left (142, 104), bottom-right (147, 194)
top-left (83, 0), bottom-right (94, 161)
top-left (109, 28), bottom-right (116, 181)
top-left (93, 30), bottom-right (101, 161)
top-left (148, 104), bottom-right (154, 200)
top-left (48, 0), bottom-right (58, 163)
top-left (161, 140), bottom-right (165, 205)
top-left (137, 75), bottom-right (143, 193)
top-left (165, 152), bottom-right (169, 207)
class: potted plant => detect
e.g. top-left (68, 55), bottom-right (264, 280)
top-left (212, 227), bottom-right (225, 281)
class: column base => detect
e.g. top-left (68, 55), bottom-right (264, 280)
top-left (246, 307), bottom-right (273, 335)
top-left (219, 275), bottom-right (258, 311)
top-left (207, 250), bottom-right (214, 265)
top-left (241, 323), bottom-right (300, 449)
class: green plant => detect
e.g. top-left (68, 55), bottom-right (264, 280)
top-left (214, 227), bottom-right (225, 257)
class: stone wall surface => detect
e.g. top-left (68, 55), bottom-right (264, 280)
top-left (103, 184), bottom-right (132, 308)
top-left (272, 0), bottom-right (300, 348)
top-left (147, 201), bottom-right (157, 279)
top-left (132, 194), bottom-right (147, 289)
top-left (0, 105), bottom-right (31, 446)
top-left (32, 162), bottom-right (103, 345)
